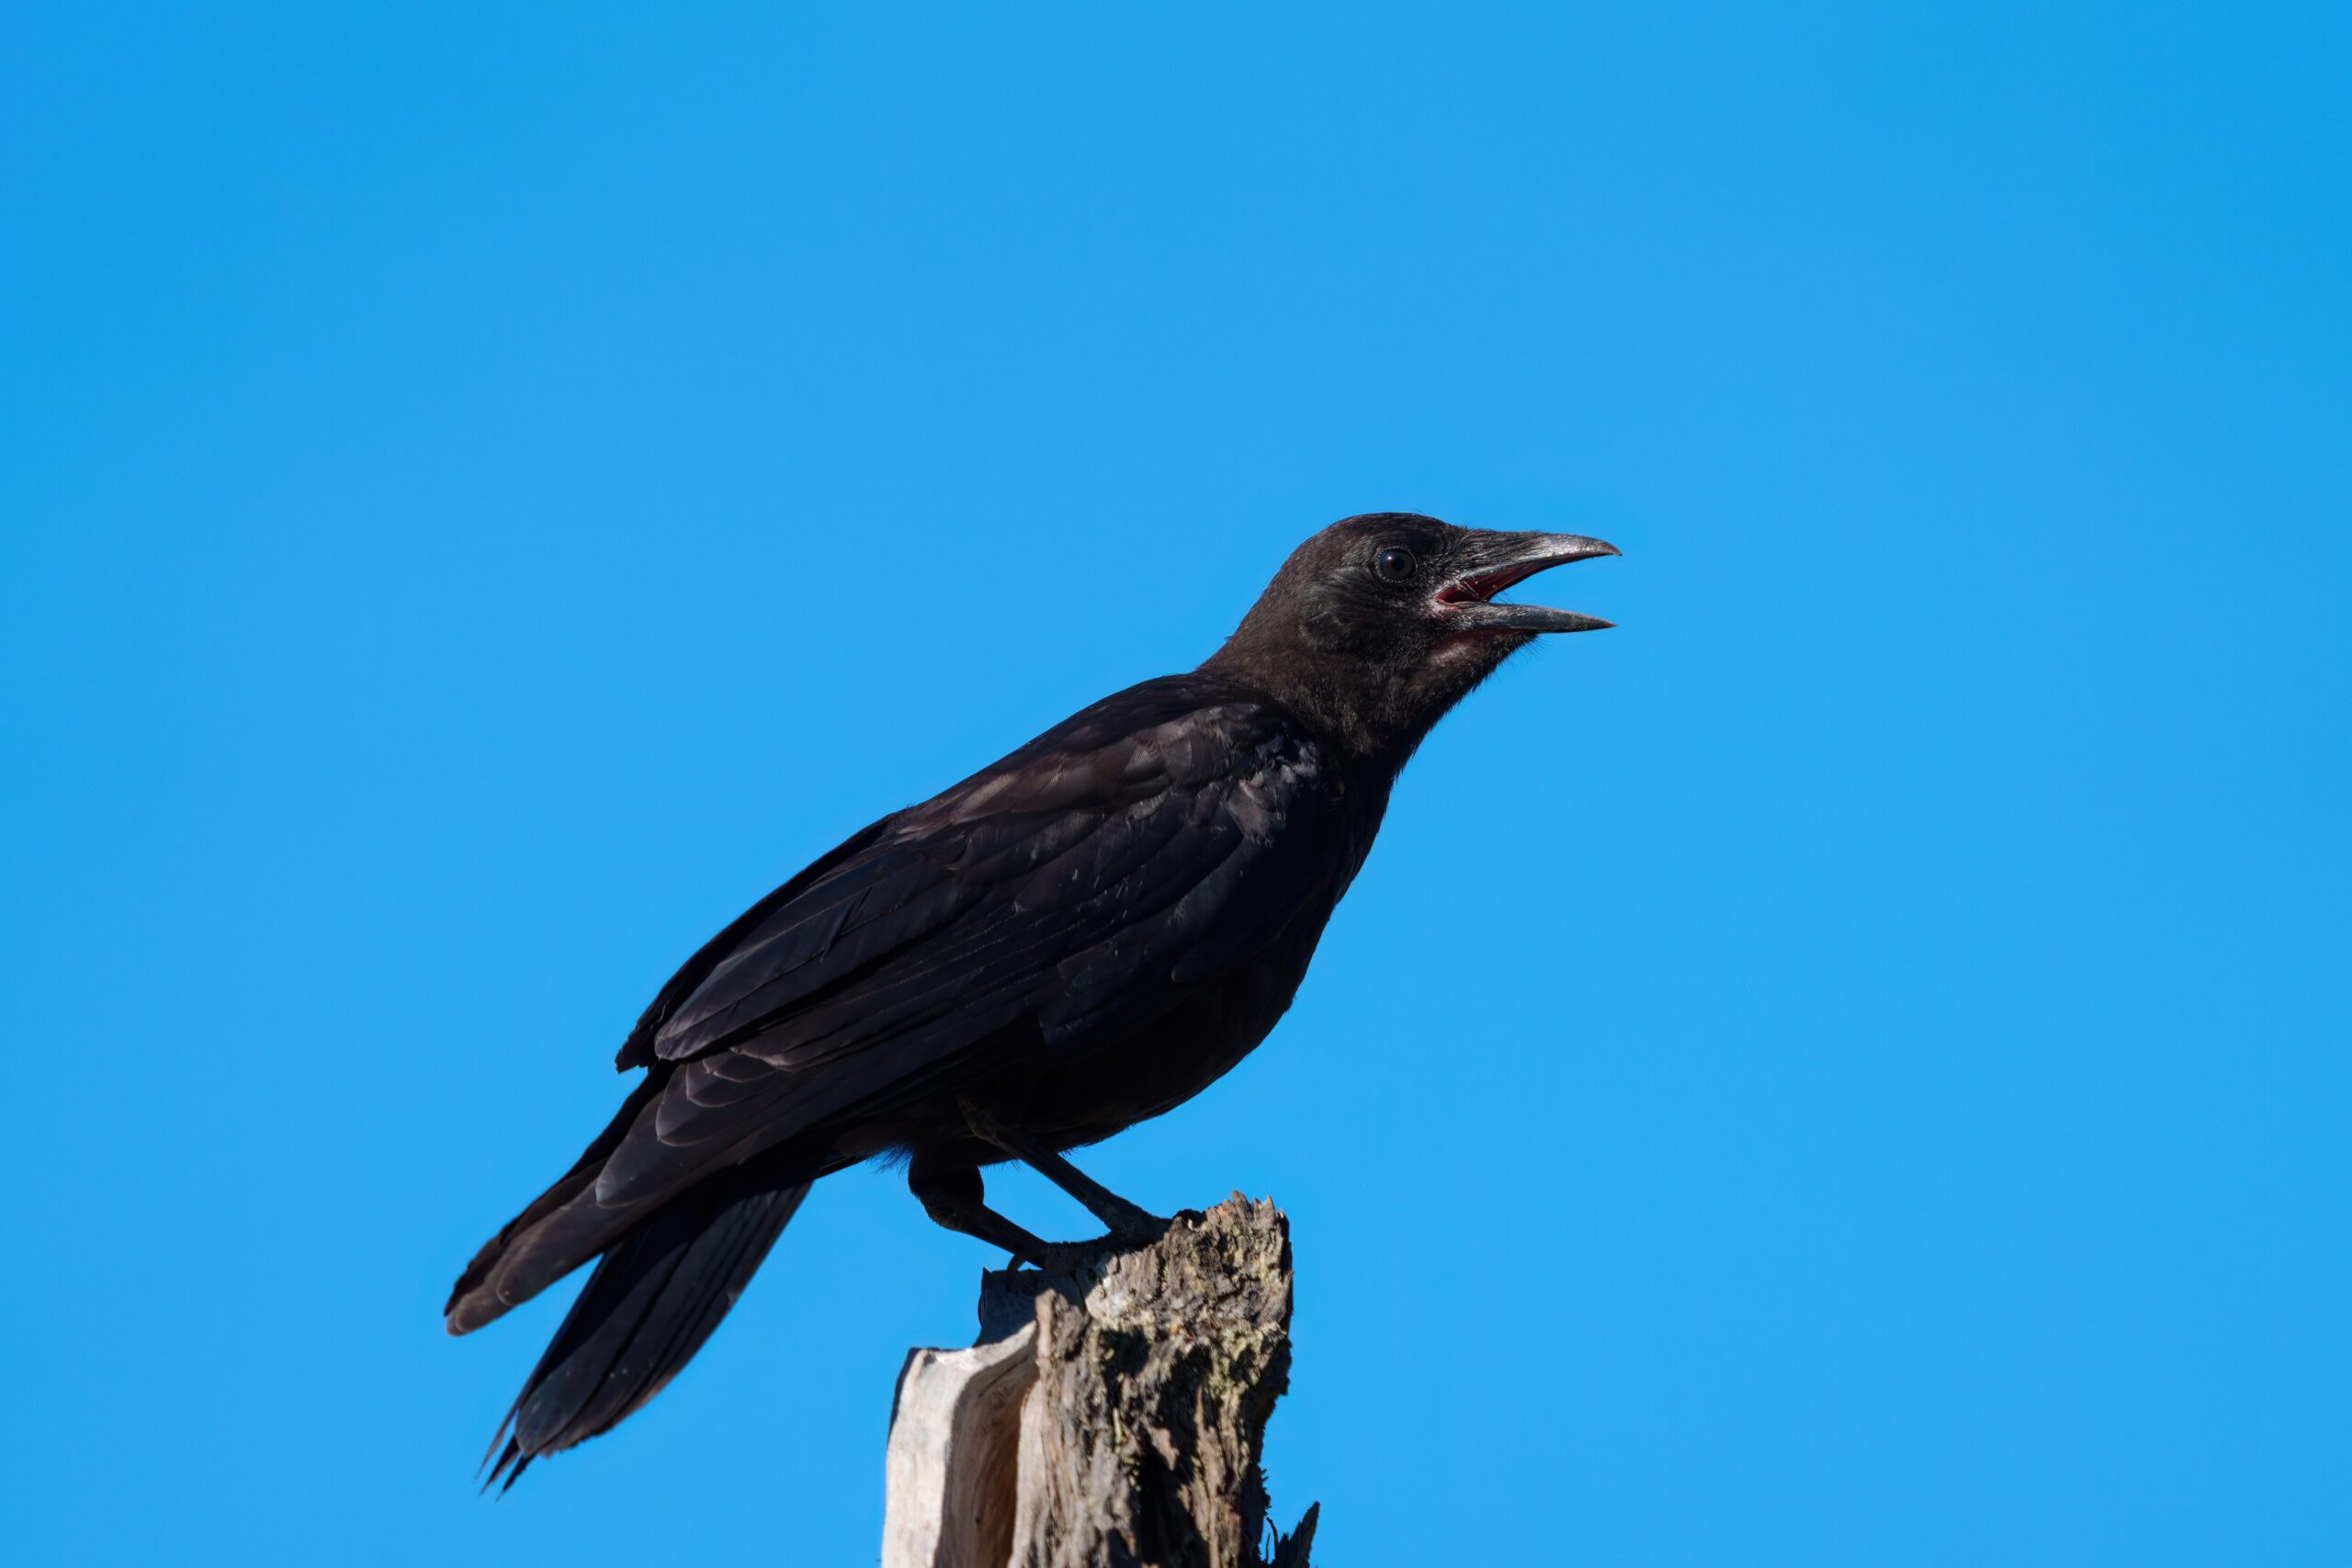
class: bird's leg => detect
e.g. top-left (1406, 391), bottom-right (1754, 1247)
top-left (957, 1098), bottom-right (1169, 1243)
top-left (906, 1157), bottom-right (1055, 1262)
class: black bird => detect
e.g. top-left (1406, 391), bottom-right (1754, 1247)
top-left (447, 512), bottom-right (1617, 1483)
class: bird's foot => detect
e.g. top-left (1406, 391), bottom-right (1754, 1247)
top-left (1093, 1195), bottom-right (1170, 1245)
top-left (1005, 1236), bottom-right (1103, 1273)
top-left (1005, 1220), bottom-right (1170, 1275)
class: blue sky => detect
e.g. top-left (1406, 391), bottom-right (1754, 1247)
top-left (4, 4), bottom-right (2346, 1563)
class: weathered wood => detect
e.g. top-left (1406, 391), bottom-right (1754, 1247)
top-left (884, 1195), bottom-right (1317, 1568)
top-left (886, 1326), bottom-right (1041, 1568)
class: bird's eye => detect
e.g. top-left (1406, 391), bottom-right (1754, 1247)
top-left (1372, 547), bottom-right (1417, 583)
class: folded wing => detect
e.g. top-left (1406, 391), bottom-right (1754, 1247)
top-left (450, 682), bottom-right (1341, 1326)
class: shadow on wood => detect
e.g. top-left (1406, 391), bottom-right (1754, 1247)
top-left (884, 1194), bottom-right (1317, 1568)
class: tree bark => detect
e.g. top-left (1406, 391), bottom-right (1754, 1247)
top-left (883, 1194), bottom-right (1318, 1568)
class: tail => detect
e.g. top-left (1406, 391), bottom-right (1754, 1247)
top-left (446, 1073), bottom-right (669, 1337)
top-left (477, 1163), bottom-right (811, 1488)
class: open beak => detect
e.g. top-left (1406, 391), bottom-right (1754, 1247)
top-left (1433, 531), bottom-right (1620, 633)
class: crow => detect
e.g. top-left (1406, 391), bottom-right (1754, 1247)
top-left (447, 512), bottom-right (1617, 1483)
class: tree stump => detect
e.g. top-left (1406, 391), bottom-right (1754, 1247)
top-left (883, 1194), bottom-right (1318, 1568)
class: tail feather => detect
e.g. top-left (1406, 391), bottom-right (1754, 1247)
top-left (483, 1165), bottom-right (810, 1489)
top-left (447, 1072), bottom-right (667, 1333)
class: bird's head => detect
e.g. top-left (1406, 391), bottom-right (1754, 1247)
top-left (1204, 513), bottom-right (1619, 764)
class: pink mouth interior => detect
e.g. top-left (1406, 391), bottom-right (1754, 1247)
top-left (1435, 560), bottom-right (1549, 605)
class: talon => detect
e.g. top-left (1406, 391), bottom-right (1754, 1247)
top-left (1002, 1229), bottom-right (1173, 1274)
top-left (1005, 1239), bottom-right (1069, 1272)
top-left (1106, 1204), bottom-right (1169, 1244)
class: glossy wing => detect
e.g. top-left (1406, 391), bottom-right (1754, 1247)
top-left (588, 686), bottom-right (1341, 1207)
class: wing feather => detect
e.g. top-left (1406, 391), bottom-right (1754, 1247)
top-left (584, 682), bottom-right (1342, 1214)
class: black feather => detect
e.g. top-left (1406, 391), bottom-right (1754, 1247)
top-left (449, 512), bottom-right (1615, 1480)
top-left (484, 1166), bottom-right (808, 1490)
